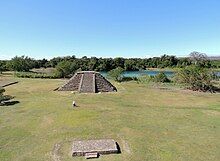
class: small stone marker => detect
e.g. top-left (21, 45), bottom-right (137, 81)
top-left (85, 152), bottom-right (98, 159)
top-left (72, 101), bottom-right (76, 107)
top-left (72, 139), bottom-right (119, 157)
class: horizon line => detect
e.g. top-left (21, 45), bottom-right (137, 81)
top-left (1, 53), bottom-right (220, 60)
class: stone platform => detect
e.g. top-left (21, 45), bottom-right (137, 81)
top-left (72, 139), bottom-right (119, 157)
top-left (58, 71), bottom-right (117, 93)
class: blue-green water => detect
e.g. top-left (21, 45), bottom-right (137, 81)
top-left (100, 70), bottom-right (174, 77)
top-left (101, 70), bottom-right (220, 77)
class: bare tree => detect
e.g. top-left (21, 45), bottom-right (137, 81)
top-left (189, 51), bottom-right (208, 66)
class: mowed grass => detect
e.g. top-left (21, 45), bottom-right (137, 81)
top-left (0, 77), bottom-right (220, 161)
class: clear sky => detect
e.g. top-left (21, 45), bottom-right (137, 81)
top-left (0, 0), bottom-right (220, 59)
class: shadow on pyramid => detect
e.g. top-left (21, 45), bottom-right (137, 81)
top-left (58, 71), bottom-right (117, 93)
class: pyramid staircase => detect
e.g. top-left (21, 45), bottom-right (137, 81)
top-left (58, 71), bottom-right (116, 93)
top-left (79, 72), bottom-right (95, 93)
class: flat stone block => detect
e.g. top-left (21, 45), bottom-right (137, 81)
top-left (85, 152), bottom-right (98, 159)
top-left (72, 139), bottom-right (119, 157)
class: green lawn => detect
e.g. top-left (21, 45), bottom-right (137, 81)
top-left (0, 77), bottom-right (220, 161)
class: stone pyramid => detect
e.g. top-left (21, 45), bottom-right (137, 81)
top-left (58, 71), bottom-right (117, 93)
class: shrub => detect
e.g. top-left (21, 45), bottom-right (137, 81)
top-left (137, 75), bottom-right (154, 83)
top-left (107, 67), bottom-right (125, 82)
top-left (137, 72), bottom-right (170, 83)
top-left (121, 76), bottom-right (138, 82)
top-left (174, 66), bottom-right (215, 92)
top-left (153, 72), bottom-right (170, 83)
top-left (15, 72), bottom-right (59, 79)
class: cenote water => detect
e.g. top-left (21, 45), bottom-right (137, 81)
top-left (101, 70), bottom-right (220, 77)
top-left (100, 70), bottom-right (174, 77)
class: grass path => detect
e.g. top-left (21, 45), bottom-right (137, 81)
top-left (0, 78), bottom-right (220, 161)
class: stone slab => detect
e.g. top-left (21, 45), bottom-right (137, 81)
top-left (72, 139), bottom-right (118, 157)
top-left (85, 152), bottom-right (98, 159)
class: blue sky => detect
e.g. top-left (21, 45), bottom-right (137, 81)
top-left (0, 0), bottom-right (220, 59)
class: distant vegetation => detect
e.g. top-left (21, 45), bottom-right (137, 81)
top-left (173, 52), bottom-right (218, 92)
top-left (14, 72), bottom-right (58, 79)
top-left (1, 52), bottom-right (219, 77)
top-left (0, 52), bottom-right (220, 92)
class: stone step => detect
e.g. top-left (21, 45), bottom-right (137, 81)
top-left (85, 153), bottom-right (98, 159)
top-left (58, 73), bottom-right (82, 91)
top-left (80, 73), bottom-right (95, 93)
top-left (95, 74), bottom-right (116, 92)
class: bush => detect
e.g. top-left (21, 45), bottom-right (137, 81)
top-left (153, 72), bottom-right (170, 83)
top-left (107, 67), bottom-right (125, 82)
top-left (15, 72), bottom-right (59, 79)
top-left (121, 76), bottom-right (138, 82)
top-left (137, 72), bottom-right (170, 83)
top-left (137, 75), bottom-right (154, 83)
top-left (174, 66), bottom-right (215, 92)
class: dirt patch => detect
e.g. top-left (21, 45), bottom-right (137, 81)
top-left (40, 116), bottom-right (54, 128)
top-left (121, 140), bottom-right (131, 154)
top-left (203, 110), bottom-right (220, 117)
top-left (51, 143), bottom-right (61, 161)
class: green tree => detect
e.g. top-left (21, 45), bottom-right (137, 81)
top-left (7, 56), bottom-right (34, 72)
top-left (88, 57), bottom-right (98, 70)
top-left (177, 58), bottom-right (192, 67)
top-left (174, 66), bottom-right (215, 92)
top-left (113, 57), bottom-right (125, 68)
top-left (108, 67), bottom-right (125, 82)
top-left (0, 61), bottom-right (7, 73)
top-left (55, 61), bottom-right (78, 78)
top-left (124, 59), bottom-right (138, 71)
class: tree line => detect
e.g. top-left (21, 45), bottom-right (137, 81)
top-left (0, 52), bottom-right (219, 93)
top-left (0, 52), bottom-right (218, 74)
